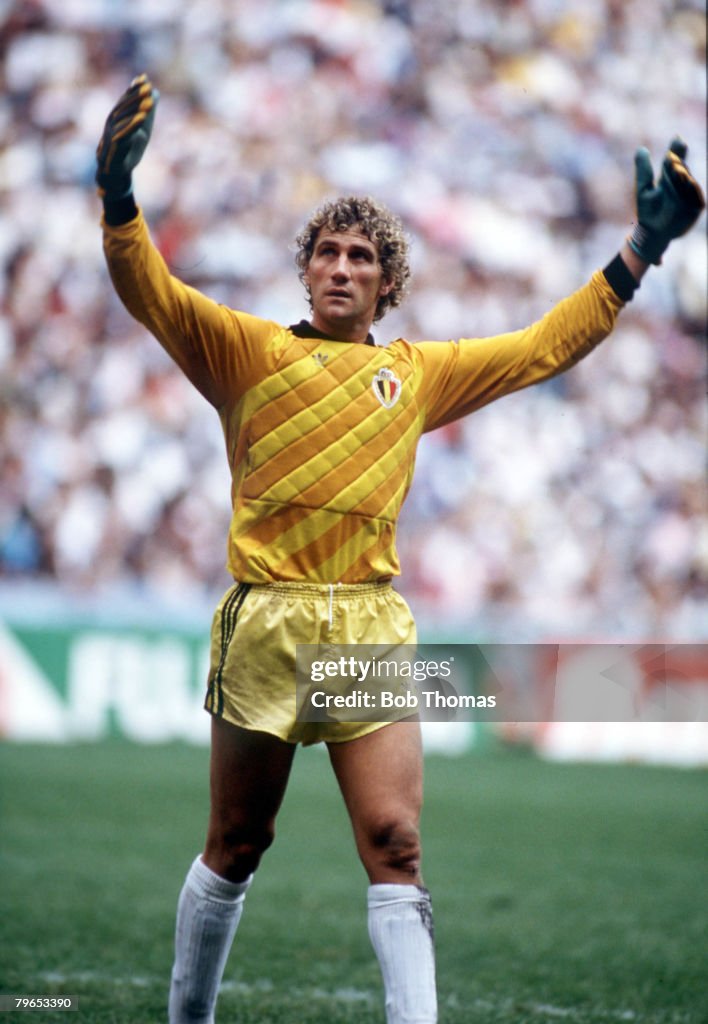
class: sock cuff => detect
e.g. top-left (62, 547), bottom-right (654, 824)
top-left (367, 883), bottom-right (431, 910)
top-left (187, 855), bottom-right (253, 904)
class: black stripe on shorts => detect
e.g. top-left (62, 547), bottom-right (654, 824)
top-left (205, 583), bottom-right (251, 717)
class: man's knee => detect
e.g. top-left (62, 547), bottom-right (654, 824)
top-left (365, 818), bottom-right (422, 877)
top-left (205, 821), bottom-right (275, 881)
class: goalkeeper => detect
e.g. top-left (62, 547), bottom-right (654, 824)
top-left (96, 76), bottom-right (704, 1024)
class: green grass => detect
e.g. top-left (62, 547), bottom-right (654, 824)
top-left (0, 740), bottom-right (705, 1023)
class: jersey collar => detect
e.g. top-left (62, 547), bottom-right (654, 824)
top-left (289, 320), bottom-right (377, 346)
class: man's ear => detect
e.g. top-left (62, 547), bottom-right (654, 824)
top-left (379, 278), bottom-right (393, 296)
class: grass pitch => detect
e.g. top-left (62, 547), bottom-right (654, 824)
top-left (0, 739), bottom-right (705, 1023)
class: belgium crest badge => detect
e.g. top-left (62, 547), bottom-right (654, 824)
top-left (372, 367), bottom-right (401, 409)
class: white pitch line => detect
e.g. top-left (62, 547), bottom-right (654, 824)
top-left (467, 995), bottom-right (641, 1023)
top-left (39, 971), bottom-right (375, 1006)
top-left (37, 973), bottom-right (670, 1022)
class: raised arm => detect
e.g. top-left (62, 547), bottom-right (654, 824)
top-left (418, 138), bottom-right (705, 431)
top-left (95, 76), bottom-right (272, 408)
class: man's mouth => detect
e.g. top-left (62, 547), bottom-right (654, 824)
top-left (326, 289), bottom-right (351, 299)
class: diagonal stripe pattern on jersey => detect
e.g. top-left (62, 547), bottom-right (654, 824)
top-left (102, 210), bottom-right (626, 585)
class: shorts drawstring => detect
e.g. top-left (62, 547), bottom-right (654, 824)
top-left (327, 583), bottom-right (343, 629)
top-left (244, 578), bottom-right (391, 633)
top-left (207, 579), bottom-right (415, 744)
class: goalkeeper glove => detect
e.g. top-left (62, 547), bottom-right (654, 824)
top-left (95, 74), bottom-right (159, 200)
top-left (628, 137), bottom-right (705, 265)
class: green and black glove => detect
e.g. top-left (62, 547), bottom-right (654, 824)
top-left (95, 74), bottom-right (159, 200)
top-left (629, 137), bottom-right (705, 265)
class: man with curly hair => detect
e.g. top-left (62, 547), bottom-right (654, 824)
top-left (96, 76), bottom-right (703, 1024)
top-left (294, 193), bottom-right (412, 324)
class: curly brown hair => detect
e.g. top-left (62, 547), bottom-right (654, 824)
top-left (294, 195), bottom-right (411, 322)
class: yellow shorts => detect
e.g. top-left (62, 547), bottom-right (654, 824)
top-left (204, 580), bottom-right (417, 745)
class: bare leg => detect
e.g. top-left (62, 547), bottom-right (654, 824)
top-left (328, 718), bottom-right (424, 884)
top-left (204, 717), bottom-right (297, 881)
top-left (169, 718), bottom-right (296, 1024)
top-left (328, 721), bottom-right (437, 1023)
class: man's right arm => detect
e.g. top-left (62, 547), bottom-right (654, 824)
top-left (96, 76), bottom-right (272, 408)
top-left (102, 209), bottom-right (246, 407)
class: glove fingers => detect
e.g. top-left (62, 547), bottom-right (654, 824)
top-left (110, 102), bottom-right (155, 143)
top-left (634, 148), bottom-right (655, 195)
top-left (95, 75), bottom-right (158, 190)
top-left (110, 87), bottom-right (146, 118)
top-left (668, 136), bottom-right (688, 160)
top-left (109, 84), bottom-right (156, 125)
top-left (664, 150), bottom-right (706, 212)
top-left (100, 80), bottom-right (158, 153)
top-left (631, 136), bottom-right (705, 260)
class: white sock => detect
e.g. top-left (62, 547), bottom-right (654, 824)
top-left (368, 883), bottom-right (438, 1024)
top-left (168, 855), bottom-right (252, 1024)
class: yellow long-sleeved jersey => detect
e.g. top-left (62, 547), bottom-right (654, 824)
top-left (103, 211), bottom-right (625, 584)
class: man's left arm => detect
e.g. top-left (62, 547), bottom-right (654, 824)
top-left (419, 138), bottom-right (704, 432)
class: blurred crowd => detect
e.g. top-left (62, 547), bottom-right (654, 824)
top-left (1, 0), bottom-right (706, 639)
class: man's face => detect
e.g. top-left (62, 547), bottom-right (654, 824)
top-left (304, 227), bottom-right (392, 342)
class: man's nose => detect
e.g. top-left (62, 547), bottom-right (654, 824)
top-left (332, 255), bottom-right (351, 279)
